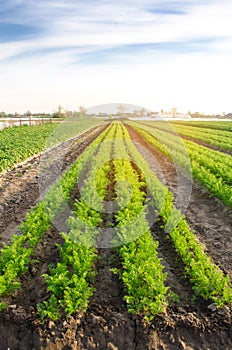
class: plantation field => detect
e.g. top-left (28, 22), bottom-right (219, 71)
top-left (0, 120), bottom-right (231, 349)
top-left (0, 119), bottom-right (104, 174)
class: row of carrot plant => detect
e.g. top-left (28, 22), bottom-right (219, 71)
top-left (146, 120), bottom-right (232, 151)
top-left (37, 123), bottom-right (118, 320)
top-left (171, 120), bottom-right (232, 132)
top-left (0, 119), bottom-right (103, 174)
top-left (112, 125), bottom-right (168, 322)
top-left (0, 122), bottom-right (113, 312)
top-left (38, 122), bottom-right (169, 322)
top-left (174, 125), bottom-right (232, 151)
top-left (0, 123), bottom-right (56, 173)
top-left (169, 122), bottom-right (232, 152)
top-left (121, 122), bottom-right (232, 306)
top-left (1, 121), bottom-right (231, 323)
top-left (127, 121), bottom-right (232, 207)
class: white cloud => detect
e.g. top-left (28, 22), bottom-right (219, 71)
top-left (0, 0), bottom-right (232, 113)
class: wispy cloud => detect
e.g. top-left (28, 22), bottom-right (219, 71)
top-left (0, 0), bottom-right (231, 56)
top-left (0, 0), bottom-right (232, 113)
top-left (0, 23), bottom-right (42, 42)
top-left (146, 0), bottom-right (192, 15)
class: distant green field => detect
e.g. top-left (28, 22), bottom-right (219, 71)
top-left (0, 119), bottom-right (103, 173)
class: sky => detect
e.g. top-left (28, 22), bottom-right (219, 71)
top-left (0, 0), bottom-right (232, 114)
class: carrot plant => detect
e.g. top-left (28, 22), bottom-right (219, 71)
top-left (170, 122), bottom-right (232, 152)
top-left (0, 124), bottom-right (113, 309)
top-left (127, 121), bottom-right (232, 207)
top-left (37, 123), bottom-right (117, 320)
top-left (171, 120), bottom-right (232, 132)
top-left (0, 123), bottom-right (57, 173)
top-left (123, 122), bottom-right (232, 307)
top-left (170, 217), bottom-right (232, 305)
top-left (0, 119), bottom-right (104, 174)
top-left (111, 126), bottom-right (168, 322)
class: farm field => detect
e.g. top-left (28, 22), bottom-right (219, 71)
top-left (0, 119), bottom-right (104, 174)
top-left (0, 120), bottom-right (231, 349)
top-left (149, 120), bottom-right (232, 153)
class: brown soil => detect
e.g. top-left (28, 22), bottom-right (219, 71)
top-left (0, 122), bottom-right (231, 349)
top-left (0, 123), bottom-right (108, 245)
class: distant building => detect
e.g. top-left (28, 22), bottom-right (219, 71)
top-left (97, 113), bottom-right (109, 118)
top-left (149, 112), bottom-right (161, 118)
top-left (175, 113), bottom-right (192, 119)
top-left (159, 112), bottom-right (192, 119)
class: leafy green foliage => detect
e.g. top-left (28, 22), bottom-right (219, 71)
top-left (0, 204), bottom-right (50, 296)
top-left (37, 122), bottom-right (117, 320)
top-left (0, 123), bottom-right (57, 173)
top-left (171, 122), bottom-right (232, 152)
top-left (170, 218), bottom-right (232, 305)
top-left (128, 121), bottom-right (232, 207)
top-left (0, 122), bottom-right (112, 308)
top-left (0, 119), bottom-right (104, 174)
top-left (112, 125), bottom-right (169, 321)
top-left (37, 238), bottom-right (97, 321)
top-left (125, 121), bottom-right (232, 307)
top-left (1, 120), bottom-right (231, 323)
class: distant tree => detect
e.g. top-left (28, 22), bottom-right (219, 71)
top-left (25, 110), bottom-right (32, 117)
top-left (72, 110), bottom-right (80, 118)
top-left (133, 108), bottom-right (147, 117)
top-left (117, 104), bottom-right (129, 119)
top-left (140, 108), bottom-right (147, 117)
top-left (0, 111), bottom-right (7, 118)
top-left (133, 109), bottom-right (140, 117)
top-left (65, 110), bottom-right (74, 118)
top-left (79, 105), bottom-right (87, 118)
top-left (171, 107), bottom-right (177, 118)
top-left (52, 105), bottom-right (65, 118)
top-left (133, 109), bottom-right (139, 116)
top-left (191, 112), bottom-right (201, 118)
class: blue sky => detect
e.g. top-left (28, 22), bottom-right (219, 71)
top-left (0, 0), bottom-right (232, 114)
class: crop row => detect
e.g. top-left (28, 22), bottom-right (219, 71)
top-left (112, 125), bottom-right (168, 321)
top-left (0, 119), bottom-right (103, 174)
top-left (1, 121), bottom-right (231, 322)
top-left (147, 120), bottom-right (232, 151)
top-left (122, 122), bottom-right (232, 306)
top-left (37, 123), bottom-right (118, 320)
top-left (0, 122), bottom-right (113, 312)
top-left (170, 122), bottom-right (232, 152)
top-left (127, 121), bottom-right (232, 207)
top-left (38, 121), bottom-right (169, 322)
top-left (171, 120), bottom-right (232, 132)
top-left (0, 123), bottom-right (56, 173)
